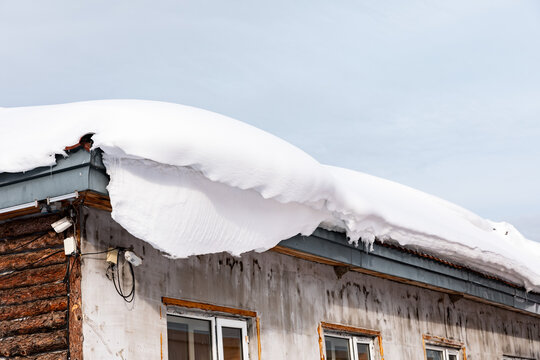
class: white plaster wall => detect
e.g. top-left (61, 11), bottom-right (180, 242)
top-left (80, 208), bottom-right (540, 360)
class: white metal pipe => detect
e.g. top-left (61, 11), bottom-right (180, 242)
top-left (0, 200), bottom-right (38, 215)
top-left (47, 191), bottom-right (79, 204)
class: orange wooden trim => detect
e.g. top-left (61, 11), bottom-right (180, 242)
top-left (321, 322), bottom-right (381, 337)
top-left (160, 332), bottom-right (163, 360)
top-left (423, 334), bottom-right (467, 360)
top-left (256, 317), bottom-right (262, 360)
top-left (422, 335), bottom-right (427, 360)
top-left (377, 334), bottom-right (385, 360)
top-left (272, 246), bottom-right (344, 267)
top-left (422, 334), bottom-right (463, 348)
top-left (162, 297), bottom-right (257, 318)
top-left (321, 322), bottom-right (383, 359)
top-left (318, 323), bottom-right (325, 360)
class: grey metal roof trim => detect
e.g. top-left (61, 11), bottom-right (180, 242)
top-left (279, 228), bottom-right (540, 316)
top-left (0, 149), bottom-right (109, 210)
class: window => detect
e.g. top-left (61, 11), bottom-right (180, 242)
top-left (167, 314), bottom-right (249, 360)
top-left (324, 332), bottom-right (374, 360)
top-left (426, 345), bottom-right (460, 360)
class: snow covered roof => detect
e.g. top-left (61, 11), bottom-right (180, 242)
top-left (1, 100), bottom-right (539, 292)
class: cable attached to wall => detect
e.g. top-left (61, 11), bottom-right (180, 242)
top-left (80, 247), bottom-right (138, 303)
top-left (50, 207), bottom-right (140, 303)
top-left (110, 250), bottom-right (135, 303)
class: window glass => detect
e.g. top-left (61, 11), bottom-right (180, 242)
top-left (325, 336), bottom-right (351, 360)
top-left (426, 349), bottom-right (443, 360)
top-left (222, 327), bottom-right (243, 360)
top-left (448, 355), bottom-right (457, 360)
top-left (356, 343), bottom-right (371, 360)
top-left (168, 316), bottom-right (212, 360)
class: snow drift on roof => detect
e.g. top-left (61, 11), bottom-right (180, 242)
top-left (1, 100), bottom-right (539, 291)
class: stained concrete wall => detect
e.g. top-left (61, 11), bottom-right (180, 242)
top-left (80, 208), bottom-right (540, 360)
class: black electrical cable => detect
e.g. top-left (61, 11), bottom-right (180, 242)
top-left (111, 250), bottom-right (135, 303)
top-left (79, 249), bottom-right (115, 256)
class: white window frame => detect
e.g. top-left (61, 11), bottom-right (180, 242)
top-left (425, 344), bottom-right (461, 360)
top-left (324, 331), bottom-right (375, 360)
top-left (353, 336), bottom-right (374, 360)
top-left (167, 313), bottom-right (249, 360)
top-left (216, 318), bottom-right (249, 360)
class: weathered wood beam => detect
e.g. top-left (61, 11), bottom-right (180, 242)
top-left (11, 350), bottom-right (68, 360)
top-left (0, 264), bottom-right (66, 291)
top-left (0, 206), bottom-right (41, 222)
top-left (0, 283), bottom-right (67, 307)
top-left (0, 329), bottom-right (67, 357)
top-left (0, 214), bottom-right (61, 239)
top-left (78, 191), bottom-right (112, 212)
top-left (68, 257), bottom-right (83, 360)
top-left (0, 248), bottom-right (65, 273)
top-left (0, 297), bottom-right (67, 322)
top-left (0, 311), bottom-right (67, 338)
top-left (0, 232), bottom-right (63, 256)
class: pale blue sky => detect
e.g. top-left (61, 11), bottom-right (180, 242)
top-left (1, 0), bottom-right (539, 241)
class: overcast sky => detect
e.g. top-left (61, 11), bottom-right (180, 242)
top-left (1, 0), bottom-right (539, 241)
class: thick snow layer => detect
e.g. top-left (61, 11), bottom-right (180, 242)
top-left (1, 100), bottom-right (539, 291)
top-left (104, 156), bottom-right (327, 257)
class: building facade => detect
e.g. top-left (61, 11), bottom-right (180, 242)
top-left (1, 149), bottom-right (539, 360)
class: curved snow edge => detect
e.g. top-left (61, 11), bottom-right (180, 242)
top-left (1, 100), bottom-right (539, 292)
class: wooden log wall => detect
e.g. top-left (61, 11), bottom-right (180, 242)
top-left (0, 213), bottom-right (81, 360)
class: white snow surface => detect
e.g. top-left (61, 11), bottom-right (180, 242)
top-left (1, 100), bottom-right (539, 291)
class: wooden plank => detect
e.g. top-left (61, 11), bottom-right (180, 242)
top-left (78, 191), bottom-right (112, 212)
top-left (0, 215), bottom-right (61, 239)
top-left (0, 283), bottom-right (67, 307)
top-left (0, 263), bottom-right (66, 291)
top-left (0, 232), bottom-right (63, 256)
top-left (321, 322), bottom-right (381, 337)
top-left (68, 256), bottom-right (83, 360)
top-left (0, 311), bottom-right (67, 338)
top-left (0, 206), bottom-right (41, 222)
top-left (11, 350), bottom-right (68, 360)
top-left (0, 248), bottom-right (65, 273)
top-left (0, 297), bottom-right (68, 322)
top-left (271, 246), bottom-right (344, 267)
top-left (422, 334), bottom-right (463, 348)
top-left (162, 297), bottom-right (257, 318)
top-left (0, 329), bottom-right (67, 357)
top-left (377, 334), bottom-right (385, 360)
top-left (256, 317), bottom-right (262, 360)
top-left (318, 323), bottom-right (325, 360)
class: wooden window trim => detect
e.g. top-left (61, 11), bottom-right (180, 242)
top-left (318, 322), bottom-right (384, 360)
top-left (422, 334), bottom-right (467, 360)
top-left (161, 297), bottom-right (261, 360)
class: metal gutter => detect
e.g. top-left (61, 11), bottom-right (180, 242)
top-left (0, 149), bottom-right (108, 210)
top-left (279, 228), bottom-right (540, 316)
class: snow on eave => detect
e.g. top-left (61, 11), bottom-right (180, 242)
top-left (1, 99), bottom-right (539, 292)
